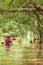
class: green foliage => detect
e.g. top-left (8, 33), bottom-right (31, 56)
top-left (0, 0), bottom-right (43, 36)
top-left (36, 0), bottom-right (43, 4)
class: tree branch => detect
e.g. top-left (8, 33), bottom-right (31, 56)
top-left (0, 8), bottom-right (36, 14)
top-left (0, 0), bottom-right (43, 14)
top-left (34, 11), bottom-right (43, 28)
top-left (0, 5), bottom-right (43, 14)
top-left (30, 0), bottom-right (43, 28)
top-left (39, 22), bottom-right (43, 28)
top-left (30, 0), bottom-right (43, 12)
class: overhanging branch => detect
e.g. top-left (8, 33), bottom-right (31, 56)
top-left (0, 0), bottom-right (43, 14)
top-left (30, 0), bottom-right (43, 12)
top-left (0, 7), bottom-right (43, 14)
top-left (0, 8), bottom-right (36, 14)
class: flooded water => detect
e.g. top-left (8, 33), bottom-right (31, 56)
top-left (0, 45), bottom-right (43, 65)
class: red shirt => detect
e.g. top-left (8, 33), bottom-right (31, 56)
top-left (5, 38), bottom-right (10, 44)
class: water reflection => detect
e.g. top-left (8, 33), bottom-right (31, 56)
top-left (0, 45), bottom-right (43, 65)
top-left (37, 49), bottom-right (41, 59)
top-left (10, 46), bottom-right (42, 65)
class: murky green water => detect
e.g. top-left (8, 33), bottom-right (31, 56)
top-left (0, 45), bottom-right (43, 65)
